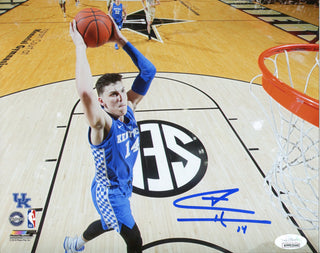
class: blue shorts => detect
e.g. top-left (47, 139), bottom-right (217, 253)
top-left (91, 179), bottom-right (135, 232)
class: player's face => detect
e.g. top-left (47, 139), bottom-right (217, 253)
top-left (100, 81), bottom-right (128, 118)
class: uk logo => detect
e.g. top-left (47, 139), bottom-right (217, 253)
top-left (27, 209), bottom-right (36, 228)
top-left (13, 193), bottom-right (31, 208)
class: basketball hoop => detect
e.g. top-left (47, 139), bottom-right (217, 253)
top-left (250, 44), bottom-right (319, 231)
top-left (259, 44), bottom-right (319, 127)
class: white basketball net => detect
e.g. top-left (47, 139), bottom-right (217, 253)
top-left (250, 47), bottom-right (319, 231)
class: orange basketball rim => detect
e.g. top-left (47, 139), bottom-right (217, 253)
top-left (258, 44), bottom-right (319, 127)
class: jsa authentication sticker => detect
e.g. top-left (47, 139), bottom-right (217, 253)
top-left (275, 234), bottom-right (307, 250)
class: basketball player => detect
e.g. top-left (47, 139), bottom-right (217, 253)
top-left (64, 16), bottom-right (156, 253)
top-left (109, 0), bottom-right (127, 50)
top-left (59, 0), bottom-right (66, 18)
top-left (141, 0), bottom-right (160, 40)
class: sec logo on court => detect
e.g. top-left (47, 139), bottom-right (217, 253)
top-left (133, 120), bottom-right (208, 198)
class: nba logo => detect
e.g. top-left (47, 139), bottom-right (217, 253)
top-left (27, 209), bottom-right (36, 228)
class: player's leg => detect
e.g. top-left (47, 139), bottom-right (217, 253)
top-left (63, 180), bottom-right (114, 252)
top-left (145, 13), bottom-right (152, 40)
top-left (63, 220), bottom-right (112, 252)
top-left (147, 21), bottom-right (151, 38)
top-left (83, 219), bottom-right (112, 241)
top-left (146, 8), bottom-right (155, 40)
top-left (120, 223), bottom-right (143, 253)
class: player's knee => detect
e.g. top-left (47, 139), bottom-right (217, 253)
top-left (83, 220), bottom-right (108, 241)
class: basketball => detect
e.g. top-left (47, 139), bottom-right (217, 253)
top-left (74, 8), bottom-right (113, 48)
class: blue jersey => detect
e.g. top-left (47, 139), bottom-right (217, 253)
top-left (89, 106), bottom-right (140, 232)
top-left (111, 2), bottom-right (123, 27)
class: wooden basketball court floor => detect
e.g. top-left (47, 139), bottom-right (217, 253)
top-left (0, 0), bottom-right (319, 252)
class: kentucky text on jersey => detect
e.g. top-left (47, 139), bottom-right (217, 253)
top-left (117, 127), bottom-right (139, 143)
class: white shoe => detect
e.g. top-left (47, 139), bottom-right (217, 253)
top-left (63, 236), bottom-right (84, 253)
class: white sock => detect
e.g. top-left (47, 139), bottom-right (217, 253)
top-left (76, 236), bottom-right (86, 250)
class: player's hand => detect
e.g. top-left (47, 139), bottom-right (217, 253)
top-left (107, 15), bottom-right (128, 47)
top-left (69, 20), bottom-right (87, 48)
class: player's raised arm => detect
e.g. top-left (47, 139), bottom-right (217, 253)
top-left (69, 20), bottom-right (110, 130)
top-left (108, 16), bottom-right (157, 109)
top-left (124, 42), bottom-right (156, 109)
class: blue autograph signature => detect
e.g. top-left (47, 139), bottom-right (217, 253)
top-left (173, 188), bottom-right (271, 233)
